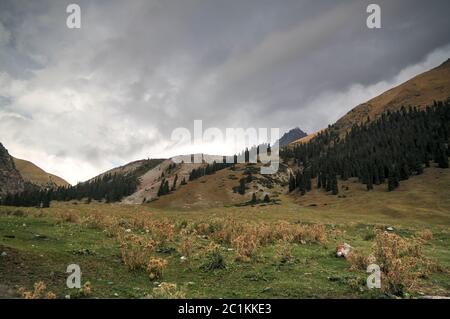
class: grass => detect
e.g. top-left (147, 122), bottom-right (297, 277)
top-left (0, 199), bottom-right (449, 299)
top-left (12, 157), bottom-right (70, 187)
top-left (0, 165), bottom-right (448, 298)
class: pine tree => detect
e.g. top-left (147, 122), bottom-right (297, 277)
top-left (388, 166), bottom-right (399, 191)
top-left (288, 173), bottom-right (296, 192)
top-left (172, 174), bottom-right (178, 191)
top-left (331, 175), bottom-right (338, 195)
top-left (238, 178), bottom-right (246, 195)
top-left (436, 145), bottom-right (449, 168)
top-left (251, 193), bottom-right (257, 204)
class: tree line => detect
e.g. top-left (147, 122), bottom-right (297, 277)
top-left (282, 101), bottom-right (450, 195)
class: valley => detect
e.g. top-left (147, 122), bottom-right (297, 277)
top-left (0, 58), bottom-right (449, 299)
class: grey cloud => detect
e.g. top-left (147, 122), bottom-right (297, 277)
top-left (0, 0), bottom-right (449, 183)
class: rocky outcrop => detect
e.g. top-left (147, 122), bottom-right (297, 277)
top-left (278, 127), bottom-right (307, 147)
top-left (0, 143), bottom-right (25, 198)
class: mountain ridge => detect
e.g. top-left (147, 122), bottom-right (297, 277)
top-left (290, 58), bottom-right (450, 145)
top-left (335, 58), bottom-right (450, 135)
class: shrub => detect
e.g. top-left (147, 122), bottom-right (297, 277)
top-left (79, 281), bottom-right (92, 297)
top-left (347, 250), bottom-right (372, 271)
top-left (200, 243), bottom-right (226, 271)
top-left (119, 234), bottom-right (158, 271)
top-left (416, 229), bottom-right (433, 242)
top-left (179, 235), bottom-right (195, 261)
top-left (373, 231), bottom-right (428, 296)
top-left (18, 281), bottom-right (56, 299)
top-left (147, 257), bottom-right (168, 280)
top-left (70, 281), bottom-right (93, 299)
top-left (232, 233), bottom-right (259, 262)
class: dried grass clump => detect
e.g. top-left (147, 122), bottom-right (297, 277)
top-left (291, 224), bottom-right (327, 245)
top-left (19, 281), bottom-right (56, 299)
top-left (147, 257), bottom-right (168, 280)
top-left (149, 282), bottom-right (186, 299)
top-left (179, 234), bottom-right (195, 261)
top-left (119, 233), bottom-right (158, 271)
top-left (232, 232), bottom-right (259, 262)
top-left (147, 220), bottom-right (176, 244)
top-left (373, 231), bottom-right (428, 295)
top-left (79, 281), bottom-right (92, 297)
top-left (210, 217), bottom-right (242, 244)
top-left (347, 250), bottom-right (373, 271)
top-left (416, 229), bottom-right (433, 242)
top-left (57, 211), bottom-right (80, 224)
top-left (273, 221), bottom-right (295, 242)
top-left (268, 222), bottom-right (328, 246)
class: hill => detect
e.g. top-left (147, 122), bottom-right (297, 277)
top-left (12, 157), bottom-right (70, 188)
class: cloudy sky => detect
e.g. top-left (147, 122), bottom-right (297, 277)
top-left (0, 0), bottom-right (449, 184)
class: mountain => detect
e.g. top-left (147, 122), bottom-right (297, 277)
top-left (334, 58), bottom-right (450, 134)
top-left (87, 158), bottom-right (165, 182)
top-left (12, 157), bottom-right (70, 188)
top-left (289, 58), bottom-right (450, 146)
top-left (278, 127), bottom-right (307, 147)
top-left (0, 143), bottom-right (25, 198)
top-left (290, 129), bottom-right (324, 146)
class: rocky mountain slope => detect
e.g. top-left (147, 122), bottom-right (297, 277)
top-left (0, 143), bottom-right (25, 198)
top-left (278, 127), bottom-right (307, 147)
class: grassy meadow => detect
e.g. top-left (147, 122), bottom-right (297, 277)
top-left (0, 166), bottom-right (449, 299)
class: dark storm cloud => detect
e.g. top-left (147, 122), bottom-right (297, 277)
top-left (0, 0), bottom-right (449, 183)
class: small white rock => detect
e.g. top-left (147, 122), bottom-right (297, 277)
top-left (386, 227), bottom-right (394, 231)
top-left (1, 251), bottom-right (7, 257)
top-left (65, 295), bottom-right (71, 299)
top-left (125, 229), bottom-right (132, 233)
top-left (180, 256), bottom-right (187, 261)
top-left (114, 293), bottom-right (119, 297)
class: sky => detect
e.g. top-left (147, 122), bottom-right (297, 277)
top-left (0, 0), bottom-right (449, 185)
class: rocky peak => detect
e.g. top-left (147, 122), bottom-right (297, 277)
top-left (0, 143), bottom-right (25, 198)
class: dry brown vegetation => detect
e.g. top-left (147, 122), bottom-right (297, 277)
top-left (148, 282), bottom-right (186, 299)
top-left (19, 281), bottom-right (56, 299)
top-left (347, 230), bottom-right (444, 296)
top-left (147, 258), bottom-right (168, 280)
top-left (50, 209), bottom-right (330, 268)
top-left (416, 229), bottom-right (434, 242)
top-left (4, 203), bottom-right (448, 298)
